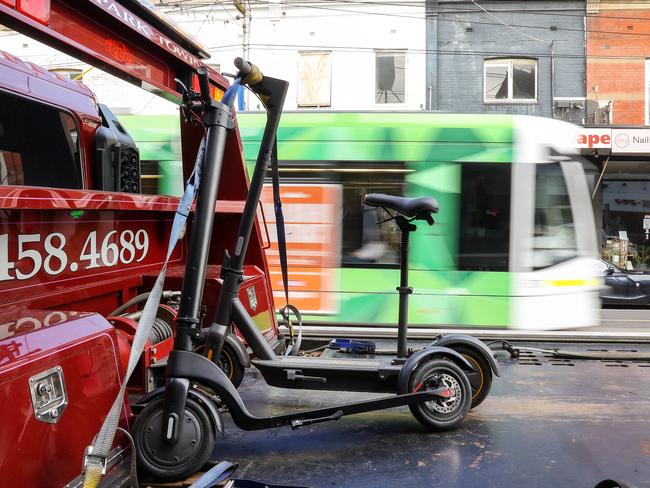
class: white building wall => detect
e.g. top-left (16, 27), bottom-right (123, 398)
top-left (165, 1), bottom-right (426, 111)
top-left (0, 1), bottom-right (425, 113)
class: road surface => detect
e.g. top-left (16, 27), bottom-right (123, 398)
top-left (207, 342), bottom-right (650, 488)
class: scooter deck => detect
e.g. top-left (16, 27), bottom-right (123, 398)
top-left (252, 352), bottom-right (402, 393)
top-left (255, 355), bottom-right (385, 369)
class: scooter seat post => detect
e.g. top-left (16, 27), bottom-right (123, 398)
top-left (395, 215), bottom-right (416, 359)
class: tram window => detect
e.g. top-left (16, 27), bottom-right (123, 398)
top-left (458, 163), bottom-right (511, 271)
top-left (342, 184), bottom-right (403, 267)
top-left (533, 163), bottom-right (577, 269)
top-left (140, 160), bottom-right (161, 195)
top-left (273, 161), bottom-right (405, 267)
top-left (0, 91), bottom-right (81, 189)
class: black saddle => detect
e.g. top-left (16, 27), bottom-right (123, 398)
top-left (364, 193), bottom-right (439, 224)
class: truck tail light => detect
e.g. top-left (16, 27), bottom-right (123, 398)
top-left (17, 0), bottom-right (51, 24)
top-left (0, 1), bottom-right (17, 8)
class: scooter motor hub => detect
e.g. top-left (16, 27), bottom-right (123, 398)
top-left (137, 406), bottom-right (207, 467)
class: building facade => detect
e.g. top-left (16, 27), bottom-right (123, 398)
top-left (586, 0), bottom-right (650, 125)
top-left (0, 1), bottom-right (428, 113)
top-left (162, 0), bottom-right (427, 111)
top-left (584, 1), bottom-right (650, 266)
top-left (426, 0), bottom-right (586, 122)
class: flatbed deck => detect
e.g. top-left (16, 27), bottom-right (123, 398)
top-left (208, 342), bottom-right (650, 488)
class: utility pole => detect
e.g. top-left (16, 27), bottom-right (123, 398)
top-left (233, 0), bottom-right (250, 110)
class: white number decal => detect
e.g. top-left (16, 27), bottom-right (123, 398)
top-left (44, 311), bottom-right (66, 326)
top-left (0, 229), bottom-right (151, 282)
top-left (119, 230), bottom-right (136, 264)
top-left (43, 233), bottom-right (68, 275)
top-left (101, 230), bottom-right (119, 266)
top-left (0, 235), bottom-right (15, 281)
top-left (80, 232), bottom-right (101, 269)
top-left (15, 234), bottom-right (42, 280)
top-left (135, 229), bottom-right (149, 262)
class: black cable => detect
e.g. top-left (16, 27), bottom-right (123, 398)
top-left (163, 1), bottom-right (650, 40)
top-left (208, 43), bottom-right (645, 61)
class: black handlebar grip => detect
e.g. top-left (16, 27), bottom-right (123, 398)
top-left (196, 66), bottom-right (211, 103)
top-left (234, 57), bottom-right (252, 76)
top-left (234, 57), bottom-right (263, 85)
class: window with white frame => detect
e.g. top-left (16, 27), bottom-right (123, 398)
top-left (298, 51), bottom-right (331, 107)
top-left (484, 58), bottom-right (537, 103)
top-left (375, 50), bottom-right (406, 104)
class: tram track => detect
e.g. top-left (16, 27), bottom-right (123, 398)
top-left (285, 308), bottom-right (650, 343)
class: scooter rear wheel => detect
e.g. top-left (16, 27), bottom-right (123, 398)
top-left (193, 340), bottom-right (245, 388)
top-left (408, 359), bottom-right (472, 431)
top-left (451, 345), bottom-right (493, 409)
top-left (218, 341), bottom-right (245, 388)
top-left (133, 397), bottom-right (216, 482)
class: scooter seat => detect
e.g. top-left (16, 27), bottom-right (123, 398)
top-left (364, 193), bottom-right (439, 220)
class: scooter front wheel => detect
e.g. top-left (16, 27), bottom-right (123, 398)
top-left (408, 359), bottom-right (472, 432)
top-left (133, 397), bottom-right (216, 481)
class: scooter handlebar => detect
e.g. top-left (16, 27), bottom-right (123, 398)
top-left (196, 66), bottom-right (212, 104)
top-left (234, 57), bottom-right (252, 76)
top-left (234, 57), bottom-right (263, 86)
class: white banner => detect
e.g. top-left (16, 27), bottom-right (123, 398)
top-left (611, 128), bottom-right (650, 154)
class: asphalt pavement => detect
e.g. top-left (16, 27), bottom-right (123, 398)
top-left (209, 343), bottom-right (650, 488)
top-left (598, 308), bottom-right (650, 333)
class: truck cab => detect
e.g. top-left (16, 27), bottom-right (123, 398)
top-left (0, 2), bottom-right (278, 485)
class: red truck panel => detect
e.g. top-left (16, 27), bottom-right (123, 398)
top-left (0, 310), bottom-right (125, 487)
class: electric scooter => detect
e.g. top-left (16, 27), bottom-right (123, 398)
top-left (132, 59), bottom-right (493, 482)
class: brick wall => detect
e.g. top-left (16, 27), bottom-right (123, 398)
top-left (587, 4), bottom-right (650, 125)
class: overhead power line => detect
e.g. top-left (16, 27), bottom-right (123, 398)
top-left (206, 42), bottom-right (650, 61)
top-left (470, 0), bottom-right (552, 43)
top-left (162, 1), bottom-right (650, 40)
top-left (164, 0), bottom-right (650, 25)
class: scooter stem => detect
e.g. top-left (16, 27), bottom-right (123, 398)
top-left (207, 76), bottom-right (289, 362)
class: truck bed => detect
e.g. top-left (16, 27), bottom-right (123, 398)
top-left (209, 342), bottom-right (650, 488)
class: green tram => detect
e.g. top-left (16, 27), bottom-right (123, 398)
top-left (121, 112), bottom-right (600, 330)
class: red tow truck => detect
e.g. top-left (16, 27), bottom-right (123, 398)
top-left (0, 1), bottom-right (278, 486)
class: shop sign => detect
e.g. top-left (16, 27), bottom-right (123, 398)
top-left (576, 128), bottom-right (612, 149)
top-left (611, 129), bottom-right (650, 154)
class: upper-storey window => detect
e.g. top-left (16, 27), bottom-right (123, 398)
top-left (484, 58), bottom-right (537, 103)
top-left (0, 91), bottom-right (82, 189)
top-left (298, 51), bottom-right (332, 108)
top-left (375, 50), bottom-right (406, 104)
